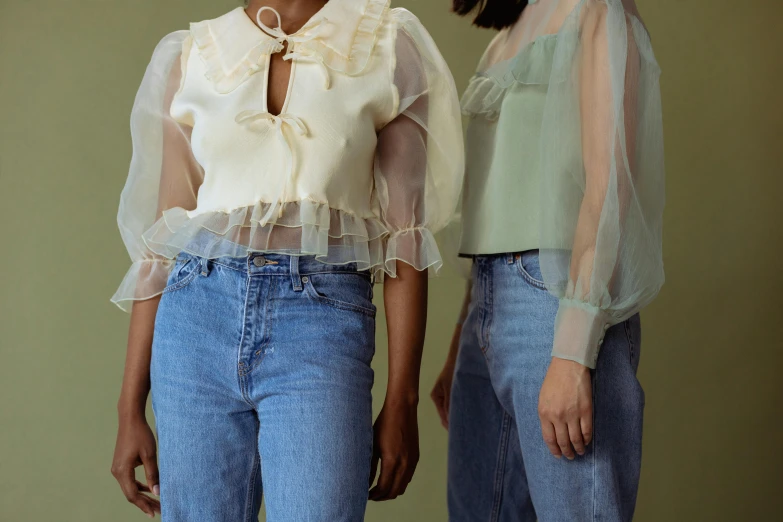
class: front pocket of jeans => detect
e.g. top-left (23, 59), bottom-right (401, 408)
top-left (516, 256), bottom-right (547, 290)
top-left (303, 274), bottom-right (376, 317)
top-left (162, 258), bottom-right (199, 294)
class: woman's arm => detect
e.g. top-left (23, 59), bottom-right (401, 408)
top-left (111, 31), bottom-right (202, 517)
top-left (368, 7), bottom-right (463, 501)
top-left (111, 299), bottom-right (162, 518)
top-left (369, 263), bottom-right (427, 501)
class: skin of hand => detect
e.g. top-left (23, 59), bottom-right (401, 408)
top-left (431, 281), bottom-right (470, 429)
top-left (369, 262), bottom-right (427, 501)
top-left (537, 357), bottom-right (593, 460)
top-left (430, 324), bottom-right (461, 429)
top-left (111, 297), bottom-right (162, 518)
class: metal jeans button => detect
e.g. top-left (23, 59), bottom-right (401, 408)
top-left (253, 256), bottom-right (266, 267)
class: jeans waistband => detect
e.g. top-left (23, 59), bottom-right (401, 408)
top-left (471, 250), bottom-right (540, 265)
top-left (175, 251), bottom-right (368, 279)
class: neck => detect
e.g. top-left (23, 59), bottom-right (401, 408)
top-left (246, 0), bottom-right (329, 34)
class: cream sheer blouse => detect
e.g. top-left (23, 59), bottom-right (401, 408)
top-left (112, 0), bottom-right (463, 311)
top-left (460, 0), bottom-right (665, 367)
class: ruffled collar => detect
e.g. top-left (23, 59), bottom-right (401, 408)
top-left (190, 0), bottom-right (389, 93)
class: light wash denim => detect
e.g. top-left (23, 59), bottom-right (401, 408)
top-left (448, 251), bottom-right (644, 522)
top-left (151, 252), bottom-right (376, 522)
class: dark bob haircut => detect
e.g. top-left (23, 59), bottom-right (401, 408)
top-left (452, 0), bottom-right (529, 30)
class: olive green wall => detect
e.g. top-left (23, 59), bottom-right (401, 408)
top-left (1, 0), bottom-right (780, 520)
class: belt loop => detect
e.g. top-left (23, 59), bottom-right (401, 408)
top-left (290, 255), bottom-right (303, 291)
top-left (506, 253), bottom-right (515, 265)
top-left (200, 257), bottom-right (211, 277)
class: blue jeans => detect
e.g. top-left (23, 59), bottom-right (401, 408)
top-left (151, 252), bottom-right (376, 522)
top-left (448, 252), bottom-right (644, 522)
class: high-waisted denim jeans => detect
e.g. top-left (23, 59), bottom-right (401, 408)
top-left (448, 251), bottom-right (644, 522)
top-left (151, 252), bottom-right (376, 522)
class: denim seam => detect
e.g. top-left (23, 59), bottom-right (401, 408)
top-left (210, 258), bottom-right (367, 276)
top-left (244, 451), bottom-right (260, 522)
top-left (624, 320), bottom-right (636, 365)
top-left (515, 256), bottom-right (547, 291)
top-left (236, 272), bottom-right (257, 408)
top-left (490, 411), bottom-right (512, 522)
top-left (479, 261), bottom-right (493, 353)
top-left (161, 261), bottom-right (199, 294)
top-left (251, 277), bottom-right (276, 373)
top-left (303, 278), bottom-right (377, 317)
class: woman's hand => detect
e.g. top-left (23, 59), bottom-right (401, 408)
top-left (537, 358), bottom-right (593, 460)
top-left (111, 411), bottom-right (161, 518)
top-left (369, 400), bottom-right (420, 501)
top-left (431, 323), bottom-right (461, 429)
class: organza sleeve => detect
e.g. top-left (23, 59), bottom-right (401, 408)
top-left (374, 9), bottom-right (464, 276)
top-left (539, 0), bottom-right (665, 367)
top-left (111, 31), bottom-right (203, 312)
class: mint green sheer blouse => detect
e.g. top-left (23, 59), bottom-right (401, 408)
top-left (458, 0), bottom-right (665, 368)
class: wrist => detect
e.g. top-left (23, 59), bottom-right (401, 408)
top-left (384, 389), bottom-right (419, 408)
top-left (117, 394), bottom-right (148, 420)
top-left (549, 356), bottom-right (589, 374)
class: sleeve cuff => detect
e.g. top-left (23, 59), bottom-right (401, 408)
top-left (111, 258), bottom-right (174, 313)
top-left (551, 299), bottom-right (612, 369)
top-left (383, 226), bottom-right (443, 276)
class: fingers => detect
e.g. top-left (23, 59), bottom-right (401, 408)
top-left (568, 418), bottom-right (586, 456)
top-left (112, 464), bottom-right (160, 518)
top-left (389, 455), bottom-right (418, 499)
top-left (141, 451), bottom-right (161, 497)
top-left (369, 455), bottom-right (399, 501)
top-left (554, 422), bottom-right (575, 460)
top-left (581, 411), bottom-right (593, 447)
top-left (540, 421), bottom-right (561, 458)
top-left (443, 387), bottom-right (451, 429)
top-left (430, 383), bottom-right (449, 430)
top-left (369, 453), bottom-right (418, 501)
top-left (369, 450), bottom-right (380, 488)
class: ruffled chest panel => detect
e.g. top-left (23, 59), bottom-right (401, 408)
top-left (170, 3), bottom-right (396, 219)
top-left (461, 34), bottom-right (557, 120)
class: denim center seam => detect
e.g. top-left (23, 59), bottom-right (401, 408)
top-left (248, 274), bottom-right (276, 374)
top-left (489, 411), bottom-right (513, 522)
top-left (237, 269), bottom-right (257, 408)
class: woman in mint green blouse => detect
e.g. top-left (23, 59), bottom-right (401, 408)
top-left (431, 0), bottom-right (665, 519)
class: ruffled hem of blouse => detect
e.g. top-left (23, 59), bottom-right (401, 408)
top-left (111, 258), bottom-right (174, 312)
top-left (111, 200), bottom-right (444, 311)
top-left (461, 34), bottom-right (557, 120)
top-left (301, 0), bottom-right (389, 76)
top-left (190, 21), bottom-right (282, 94)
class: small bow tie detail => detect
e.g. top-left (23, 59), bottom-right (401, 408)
top-left (235, 110), bottom-right (309, 223)
top-left (256, 6), bottom-right (331, 89)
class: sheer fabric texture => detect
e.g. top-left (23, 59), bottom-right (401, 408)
top-left (461, 0), bottom-right (664, 367)
top-left (112, 1), bottom-right (463, 311)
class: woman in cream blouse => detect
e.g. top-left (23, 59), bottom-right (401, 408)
top-left (109, 1), bottom-right (463, 520)
top-left (432, 0), bottom-right (665, 520)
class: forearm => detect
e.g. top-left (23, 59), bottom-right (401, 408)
top-left (118, 297), bottom-right (161, 418)
top-left (383, 262), bottom-right (428, 406)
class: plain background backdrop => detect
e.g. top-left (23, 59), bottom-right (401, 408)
top-left (1, 0), bottom-right (781, 520)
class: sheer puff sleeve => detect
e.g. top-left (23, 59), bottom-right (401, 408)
top-left (111, 31), bottom-right (204, 312)
top-left (540, 0), bottom-right (665, 367)
top-left (374, 9), bottom-right (464, 277)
